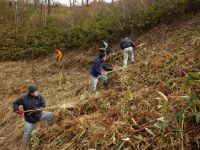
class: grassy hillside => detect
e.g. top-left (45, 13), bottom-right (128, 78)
top-left (0, 0), bottom-right (199, 60)
top-left (0, 12), bottom-right (199, 150)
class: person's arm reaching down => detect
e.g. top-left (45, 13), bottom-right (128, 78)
top-left (103, 64), bottom-right (113, 72)
top-left (13, 97), bottom-right (24, 115)
top-left (120, 41), bottom-right (123, 49)
top-left (40, 96), bottom-right (45, 108)
top-left (130, 40), bottom-right (136, 48)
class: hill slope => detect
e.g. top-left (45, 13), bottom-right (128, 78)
top-left (0, 12), bottom-right (199, 150)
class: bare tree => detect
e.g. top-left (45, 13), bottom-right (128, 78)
top-left (9, 0), bottom-right (14, 7)
top-left (34, 0), bottom-right (37, 7)
top-left (86, 0), bottom-right (89, 6)
top-left (73, 0), bottom-right (77, 25)
top-left (47, 0), bottom-right (51, 15)
top-left (121, 0), bottom-right (126, 21)
top-left (69, 0), bottom-right (72, 7)
top-left (40, 1), bottom-right (43, 14)
top-left (42, 0), bottom-right (48, 28)
top-left (14, 0), bottom-right (19, 34)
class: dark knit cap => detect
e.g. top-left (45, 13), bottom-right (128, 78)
top-left (28, 85), bottom-right (38, 94)
top-left (123, 34), bottom-right (128, 38)
top-left (99, 52), bottom-right (106, 59)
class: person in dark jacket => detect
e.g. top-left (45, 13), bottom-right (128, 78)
top-left (13, 85), bottom-right (54, 145)
top-left (90, 52), bottom-right (113, 92)
top-left (120, 35), bottom-right (136, 67)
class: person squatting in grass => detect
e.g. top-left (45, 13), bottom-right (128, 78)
top-left (13, 85), bottom-right (54, 146)
top-left (56, 49), bottom-right (63, 61)
top-left (90, 52), bottom-right (113, 92)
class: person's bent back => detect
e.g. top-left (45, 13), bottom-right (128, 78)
top-left (120, 36), bottom-right (136, 67)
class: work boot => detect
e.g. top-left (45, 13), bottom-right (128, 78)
top-left (131, 61), bottom-right (135, 64)
top-left (103, 83), bottom-right (109, 89)
top-left (48, 120), bottom-right (54, 126)
top-left (22, 145), bottom-right (29, 150)
top-left (103, 78), bottom-right (110, 89)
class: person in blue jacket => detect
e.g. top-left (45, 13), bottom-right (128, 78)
top-left (90, 52), bottom-right (113, 92)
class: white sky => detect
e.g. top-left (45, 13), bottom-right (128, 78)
top-left (54, 0), bottom-right (112, 5)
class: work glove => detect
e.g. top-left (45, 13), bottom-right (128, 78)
top-left (103, 77), bottom-right (110, 88)
top-left (16, 109), bottom-right (23, 115)
top-left (107, 66), bottom-right (113, 71)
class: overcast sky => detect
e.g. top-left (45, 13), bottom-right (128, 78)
top-left (54, 0), bottom-right (112, 5)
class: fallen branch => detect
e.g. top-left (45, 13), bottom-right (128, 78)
top-left (23, 103), bottom-right (77, 113)
top-left (105, 65), bottom-right (132, 75)
top-left (136, 43), bottom-right (146, 48)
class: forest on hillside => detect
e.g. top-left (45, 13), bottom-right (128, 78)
top-left (0, 0), bottom-right (199, 60)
